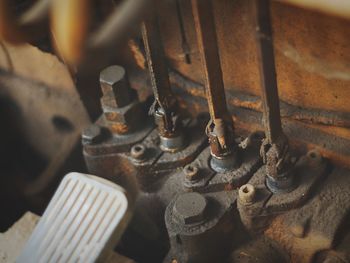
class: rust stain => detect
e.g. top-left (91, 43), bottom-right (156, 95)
top-left (157, 0), bottom-right (350, 113)
top-left (265, 216), bottom-right (331, 263)
top-left (111, 123), bottom-right (129, 134)
top-left (186, 86), bottom-right (205, 98)
top-left (128, 39), bottom-right (146, 70)
top-left (279, 42), bottom-right (350, 81)
top-left (230, 97), bottom-right (262, 112)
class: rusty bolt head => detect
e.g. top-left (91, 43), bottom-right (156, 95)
top-left (173, 192), bottom-right (207, 225)
top-left (103, 101), bottom-right (142, 122)
top-left (131, 144), bottom-right (146, 160)
top-left (183, 164), bottom-right (199, 181)
top-left (82, 124), bottom-right (102, 144)
top-left (238, 184), bottom-right (256, 205)
top-left (100, 65), bottom-right (132, 108)
top-left (103, 101), bottom-right (145, 134)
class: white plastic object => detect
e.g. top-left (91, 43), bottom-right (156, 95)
top-left (17, 172), bottom-right (131, 263)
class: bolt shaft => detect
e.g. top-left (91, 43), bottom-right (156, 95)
top-left (254, 0), bottom-right (295, 192)
top-left (141, 3), bottom-right (182, 142)
top-left (191, 0), bottom-right (237, 164)
top-left (254, 0), bottom-right (283, 145)
top-left (191, 0), bottom-right (229, 122)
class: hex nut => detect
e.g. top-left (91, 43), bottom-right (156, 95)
top-left (102, 100), bottom-right (145, 134)
top-left (238, 184), bottom-right (256, 205)
top-left (173, 192), bottom-right (207, 225)
top-left (102, 100), bottom-right (142, 122)
top-left (99, 65), bottom-right (132, 108)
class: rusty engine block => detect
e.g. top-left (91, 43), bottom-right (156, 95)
top-left (0, 0), bottom-right (350, 262)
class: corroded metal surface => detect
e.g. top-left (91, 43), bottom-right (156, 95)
top-left (99, 65), bottom-right (147, 134)
top-left (254, 0), bottom-right (283, 145)
top-left (142, 3), bottom-right (184, 151)
top-left (83, 115), bottom-right (208, 192)
top-left (253, 0), bottom-right (294, 192)
top-left (157, 71), bottom-right (350, 168)
top-left (265, 167), bottom-right (350, 262)
top-left (191, 0), bottom-right (237, 163)
top-left (238, 150), bottom-right (329, 233)
top-left (168, 71), bottom-right (350, 129)
top-left (157, 0), bottom-right (350, 113)
top-left (1, 1), bottom-right (350, 262)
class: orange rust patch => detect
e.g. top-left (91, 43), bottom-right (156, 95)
top-left (128, 39), bottom-right (146, 70)
top-left (110, 123), bottom-right (129, 134)
top-left (230, 98), bottom-right (262, 112)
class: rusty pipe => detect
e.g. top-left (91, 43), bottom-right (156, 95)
top-left (254, 0), bottom-right (295, 193)
top-left (191, 0), bottom-right (239, 170)
top-left (141, 16), bottom-right (176, 117)
top-left (254, 0), bottom-right (283, 145)
top-left (141, 2), bottom-right (184, 152)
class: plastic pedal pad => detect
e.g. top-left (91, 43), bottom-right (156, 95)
top-left (17, 172), bottom-right (132, 263)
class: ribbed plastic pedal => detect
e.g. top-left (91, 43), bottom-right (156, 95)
top-left (17, 172), bottom-right (131, 263)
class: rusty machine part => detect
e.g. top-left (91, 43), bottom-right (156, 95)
top-left (141, 3), bottom-right (185, 152)
top-left (191, 0), bottom-right (239, 172)
top-left (1, 0), bottom-right (350, 263)
top-left (254, 0), bottom-right (295, 193)
top-left (81, 0), bottom-right (334, 262)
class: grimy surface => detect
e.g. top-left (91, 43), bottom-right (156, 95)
top-left (125, 0), bottom-right (350, 167)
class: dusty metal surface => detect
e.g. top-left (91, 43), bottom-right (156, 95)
top-left (230, 237), bottom-right (288, 263)
top-left (159, 71), bottom-right (350, 168)
top-left (157, 0), bottom-right (350, 113)
top-left (1, 1), bottom-right (350, 262)
top-left (99, 65), bottom-right (147, 134)
top-left (238, 150), bottom-right (328, 232)
top-left (191, 0), bottom-right (237, 165)
top-left (147, 0), bottom-right (350, 171)
top-left (152, 131), bottom-right (262, 262)
top-left (265, 167), bottom-right (350, 263)
top-left (84, 115), bottom-right (207, 191)
top-left (167, 71), bottom-right (350, 129)
top-left (141, 3), bottom-right (184, 152)
top-left (253, 0), bottom-right (294, 193)
top-left (254, 0), bottom-right (283, 145)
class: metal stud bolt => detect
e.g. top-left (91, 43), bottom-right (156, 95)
top-left (131, 144), bottom-right (146, 160)
top-left (183, 164), bottom-right (200, 181)
top-left (238, 184), bottom-right (256, 205)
